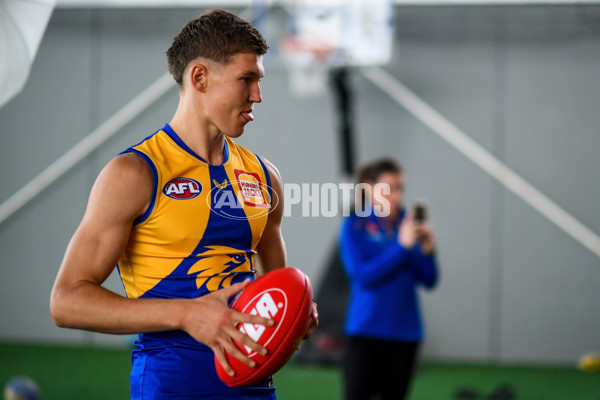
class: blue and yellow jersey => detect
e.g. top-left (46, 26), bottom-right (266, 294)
top-left (120, 124), bottom-right (277, 399)
top-left (117, 123), bottom-right (272, 301)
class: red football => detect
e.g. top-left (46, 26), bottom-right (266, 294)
top-left (215, 267), bottom-right (313, 387)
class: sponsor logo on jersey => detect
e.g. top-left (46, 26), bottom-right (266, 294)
top-left (237, 289), bottom-right (287, 355)
top-left (163, 177), bottom-right (202, 199)
top-left (234, 169), bottom-right (268, 208)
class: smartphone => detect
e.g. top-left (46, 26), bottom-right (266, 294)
top-left (413, 202), bottom-right (427, 223)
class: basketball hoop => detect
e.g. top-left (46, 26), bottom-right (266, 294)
top-left (277, 0), bottom-right (394, 98)
top-left (279, 35), bottom-right (338, 98)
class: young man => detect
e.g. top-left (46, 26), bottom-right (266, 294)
top-left (50, 9), bottom-right (317, 399)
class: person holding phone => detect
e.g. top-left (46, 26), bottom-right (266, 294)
top-left (339, 158), bottom-right (439, 400)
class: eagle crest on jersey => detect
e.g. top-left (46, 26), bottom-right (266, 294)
top-left (116, 124), bottom-right (272, 300)
top-left (188, 246), bottom-right (252, 292)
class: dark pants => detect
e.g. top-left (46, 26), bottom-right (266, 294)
top-left (343, 336), bottom-right (420, 400)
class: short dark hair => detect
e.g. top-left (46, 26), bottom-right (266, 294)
top-left (166, 9), bottom-right (269, 87)
top-left (357, 158), bottom-right (403, 184)
top-left (354, 158), bottom-right (403, 213)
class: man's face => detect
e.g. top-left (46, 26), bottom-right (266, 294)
top-left (203, 52), bottom-right (265, 138)
top-left (373, 172), bottom-right (405, 213)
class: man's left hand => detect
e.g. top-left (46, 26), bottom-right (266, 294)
top-left (304, 301), bottom-right (319, 339)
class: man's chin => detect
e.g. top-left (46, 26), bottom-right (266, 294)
top-left (220, 121), bottom-right (248, 139)
top-left (224, 130), bottom-right (245, 139)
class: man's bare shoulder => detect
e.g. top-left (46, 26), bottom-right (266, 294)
top-left (86, 152), bottom-right (154, 222)
top-left (105, 152), bottom-right (153, 181)
top-left (258, 156), bottom-right (282, 186)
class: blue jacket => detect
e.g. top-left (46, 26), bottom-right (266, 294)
top-left (339, 210), bottom-right (438, 342)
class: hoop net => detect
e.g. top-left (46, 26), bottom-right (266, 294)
top-left (279, 36), bottom-right (339, 98)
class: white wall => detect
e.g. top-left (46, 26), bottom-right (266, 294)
top-left (1, 6), bottom-right (599, 364)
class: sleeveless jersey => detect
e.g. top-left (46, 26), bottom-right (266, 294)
top-left (117, 123), bottom-right (272, 301)
top-left (118, 124), bottom-right (277, 399)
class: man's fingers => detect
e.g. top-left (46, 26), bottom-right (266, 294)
top-left (234, 308), bottom-right (275, 328)
top-left (304, 319), bottom-right (317, 339)
top-left (229, 310), bottom-right (273, 354)
top-left (206, 281), bottom-right (275, 370)
top-left (220, 336), bottom-right (259, 368)
top-left (213, 346), bottom-right (236, 377)
top-left (228, 323), bottom-right (269, 357)
top-left (304, 303), bottom-right (319, 339)
top-left (217, 279), bottom-right (251, 300)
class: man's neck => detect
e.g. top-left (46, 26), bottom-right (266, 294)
top-left (169, 109), bottom-right (226, 166)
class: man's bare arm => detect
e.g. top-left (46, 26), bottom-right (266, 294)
top-left (255, 157), bottom-right (318, 338)
top-left (50, 153), bottom-right (273, 376)
top-left (255, 157), bottom-right (287, 274)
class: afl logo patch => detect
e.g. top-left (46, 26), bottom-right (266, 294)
top-left (163, 177), bottom-right (202, 199)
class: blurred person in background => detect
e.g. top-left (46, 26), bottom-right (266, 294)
top-left (339, 158), bottom-right (439, 400)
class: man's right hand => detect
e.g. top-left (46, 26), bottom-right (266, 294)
top-left (180, 279), bottom-right (275, 377)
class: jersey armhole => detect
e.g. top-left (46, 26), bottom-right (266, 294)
top-left (120, 149), bottom-right (159, 225)
top-left (255, 155), bottom-right (273, 207)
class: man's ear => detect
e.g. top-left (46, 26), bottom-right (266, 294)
top-left (189, 63), bottom-right (208, 92)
